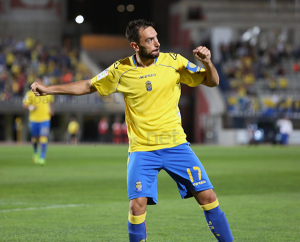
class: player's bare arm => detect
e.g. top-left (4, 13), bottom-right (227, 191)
top-left (31, 79), bottom-right (96, 96)
top-left (193, 46), bottom-right (219, 87)
top-left (22, 104), bottom-right (37, 111)
top-left (50, 103), bottom-right (54, 117)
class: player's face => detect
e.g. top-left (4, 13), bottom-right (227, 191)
top-left (138, 27), bottom-right (160, 59)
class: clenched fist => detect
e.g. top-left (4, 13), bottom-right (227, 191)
top-left (193, 46), bottom-right (211, 64)
top-left (31, 82), bottom-right (47, 96)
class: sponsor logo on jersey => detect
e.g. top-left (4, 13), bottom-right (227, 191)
top-left (97, 68), bottom-right (109, 81)
top-left (169, 53), bottom-right (177, 60)
top-left (193, 180), bottom-right (207, 186)
top-left (136, 181), bottom-right (142, 192)
top-left (139, 74), bottom-right (156, 79)
top-left (113, 61), bottom-right (121, 69)
top-left (145, 81), bottom-right (152, 91)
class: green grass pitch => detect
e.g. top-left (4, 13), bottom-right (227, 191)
top-left (1, 144), bottom-right (300, 241)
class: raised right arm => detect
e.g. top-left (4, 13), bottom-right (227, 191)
top-left (31, 79), bottom-right (96, 96)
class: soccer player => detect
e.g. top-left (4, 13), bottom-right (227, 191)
top-left (30, 20), bottom-right (234, 241)
top-left (68, 116), bottom-right (80, 144)
top-left (98, 117), bottom-right (109, 143)
top-left (23, 77), bottom-right (54, 165)
top-left (112, 119), bottom-right (122, 144)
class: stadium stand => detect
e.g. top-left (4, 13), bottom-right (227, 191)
top-left (170, 0), bottom-right (300, 144)
top-left (219, 41), bottom-right (300, 120)
top-left (0, 35), bottom-right (125, 142)
top-left (1, 0), bottom-right (300, 145)
top-left (0, 36), bottom-right (91, 99)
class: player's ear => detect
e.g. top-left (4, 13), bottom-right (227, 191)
top-left (131, 42), bottom-right (139, 51)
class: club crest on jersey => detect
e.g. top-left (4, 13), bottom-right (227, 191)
top-left (145, 81), bottom-right (152, 91)
top-left (186, 61), bottom-right (201, 73)
top-left (136, 181), bottom-right (142, 192)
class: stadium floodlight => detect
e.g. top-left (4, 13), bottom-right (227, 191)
top-left (75, 15), bottom-right (84, 24)
top-left (127, 4), bottom-right (134, 12)
top-left (117, 5), bottom-right (125, 12)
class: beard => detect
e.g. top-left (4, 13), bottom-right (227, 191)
top-left (139, 45), bottom-right (160, 59)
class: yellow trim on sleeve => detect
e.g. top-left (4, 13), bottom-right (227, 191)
top-left (200, 199), bottom-right (219, 211)
top-left (128, 212), bottom-right (146, 225)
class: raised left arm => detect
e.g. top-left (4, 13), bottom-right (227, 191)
top-left (193, 46), bottom-right (219, 87)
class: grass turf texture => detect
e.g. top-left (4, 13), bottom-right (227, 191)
top-left (0, 145), bottom-right (300, 242)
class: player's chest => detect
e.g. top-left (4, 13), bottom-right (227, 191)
top-left (30, 95), bottom-right (49, 105)
top-left (118, 66), bottom-right (180, 97)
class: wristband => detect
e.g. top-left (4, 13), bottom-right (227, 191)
top-left (29, 105), bottom-right (34, 111)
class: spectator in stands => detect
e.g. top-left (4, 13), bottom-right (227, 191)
top-left (293, 100), bottom-right (300, 112)
top-left (277, 66), bottom-right (285, 75)
top-left (0, 35), bottom-right (92, 99)
top-left (6, 51), bottom-right (14, 70)
top-left (268, 76), bottom-right (277, 91)
top-left (293, 46), bottom-right (300, 60)
top-left (278, 76), bottom-right (288, 89)
top-left (0, 51), bottom-right (6, 72)
top-left (292, 62), bottom-right (299, 72)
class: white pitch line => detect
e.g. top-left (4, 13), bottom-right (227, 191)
top-left (0, 204), bottom-right (86, 213)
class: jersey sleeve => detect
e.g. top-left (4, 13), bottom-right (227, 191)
top-left (91, 64), bottom-right (119, 96)
top-left (177, 54), bottom-right (206, 87)
top-left (48, 95), bottom-right (54, 103)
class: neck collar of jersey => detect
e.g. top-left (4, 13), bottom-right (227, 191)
top-left (132, 54), bottom-right (158, 68)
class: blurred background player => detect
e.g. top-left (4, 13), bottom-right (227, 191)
top-left (14, 117), bottom-right (23, 143)
top-left (23, 77), bottom-right (54, 165)
top-left (276, 116), bottom-right (294, 145)
top-left (112, 118), bottom-right (122, 144)
top-left (98, 117), bottom-right (108, 143)
top-left (121, 120), bottom-right (128, 144)
top-left (68, 116), bottom-right (80, 144)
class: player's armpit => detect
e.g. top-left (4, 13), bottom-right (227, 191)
top-left (88, 79), bottom-right (97, 94)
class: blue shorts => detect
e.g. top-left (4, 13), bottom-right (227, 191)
top-left (29, 121), bottom-right (51, 138)
top-left (127, 142), bottom-right (213, 205)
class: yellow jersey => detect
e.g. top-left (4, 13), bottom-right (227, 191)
top-left (68, 121), bottom-right (79, 135)
top-left (91, 52), bottom-right (206, 152)
top-left (23, 90), bottom-right (54, 122)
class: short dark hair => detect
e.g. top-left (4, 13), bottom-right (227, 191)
top-left (125, 19), bottom-right (155, 44)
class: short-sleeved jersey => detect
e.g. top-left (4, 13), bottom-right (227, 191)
top-left (68, 121), bottom-right (79, 135)
top-left (23, 90), bottom-right (54, 122)
top-left (91, 52), bottom-right (206, 152)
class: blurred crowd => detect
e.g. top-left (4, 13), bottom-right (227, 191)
top-left (0, 36), bottom-right (92, 101)
top-left (219, 41), bottom-right (300, 116)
